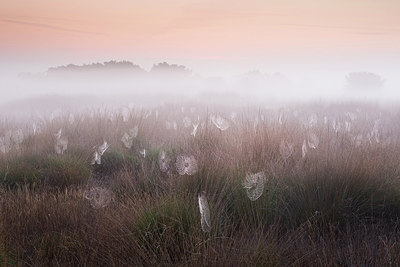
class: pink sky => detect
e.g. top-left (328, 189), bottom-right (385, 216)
top-left (1, 0), bottom-right (399, 73)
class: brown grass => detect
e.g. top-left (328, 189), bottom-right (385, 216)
top-left (1, 102), bottom-right (400, 265)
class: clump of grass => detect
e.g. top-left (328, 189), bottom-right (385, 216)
top-left (223, 171), bottom-right (281, 231)
top-left (0, 153), bottom-right (92, 188)
top-left (0, 188), bottom-right (101, 265)
top-left (93, 146), bottom-right (163, 177)
top-left (92, 148), bottom-right (131, 175)
top-left (277, 160), bottom-right (400, 229)
top-left (131, 195), bottom-right (199, 263)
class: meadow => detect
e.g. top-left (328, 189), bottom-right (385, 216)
top-left (1, 102), bottom-right (400, 266)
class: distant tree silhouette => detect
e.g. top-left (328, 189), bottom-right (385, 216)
top-left (103, 60), bottom-right (142, 69)
top-left (346, 72), bottom-right (385, 90)
top-left (47, 61), bottom-right (145, 74)
top-left (150, 62), bottom-right (191, 76)
top-left (45, 60), bottom-right (193, 78)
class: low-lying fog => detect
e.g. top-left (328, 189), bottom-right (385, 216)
top-left (1, 60), bottom-right (399, 118)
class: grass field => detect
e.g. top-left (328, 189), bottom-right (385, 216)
top-left (1, 102), bottom-right (400, 265)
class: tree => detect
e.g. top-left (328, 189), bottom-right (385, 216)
top-left (150, 62), bottom-right (191, 76)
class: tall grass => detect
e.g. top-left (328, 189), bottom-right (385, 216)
top-left (1, 102), bottom-right (400, 265)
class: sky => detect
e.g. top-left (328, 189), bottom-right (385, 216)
top-left (1, 0), bottom-right (399, 76)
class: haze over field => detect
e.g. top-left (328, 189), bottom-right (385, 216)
top-left (3, 2), bottom-right (400, 266)
top-left (1, 0), bottom-right (400, 108)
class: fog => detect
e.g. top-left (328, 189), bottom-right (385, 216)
top-left (1, 58), bottom-right (400, 118)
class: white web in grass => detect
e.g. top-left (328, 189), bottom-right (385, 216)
top-left (121, 133), bottom-right (133, 149)
top-left (121, 107), bottom-right (130, 122)
top-left (176, 155), bottom-right (198, 175)
top-left (158, 150), bottom-right (170, 172)
top-left (69, 113), bottom-right (75, 125)
top-left (55, 137), bottom-right (68, 155)
top-left (332, 119), bottom-right (341, 133)
top-left (308, 132), bottom-right (319, 149)
top-left (183, 116), bottom-right (192, 128)
top-left (353, 134), bottom-right (363, 147)
top-left (55, 129), bottom-right (62, 139)
top-left (191, 123), bottom-right (199, 137)
top-left (198, 192), bottom-right (211, 233)
top-left (98, 141), bottom-right (110, 155)
top-left (370, 119), bottom-right (381, 143)
top-left (279, 140), bottom-right (294, 161)
top-left (32, 123), bottom-right (41, 135)
top-left (302, 140), bottom-right (308, 158)
top-left (278, 113), bottom-right (283, 125)
top-left (92, 151), bottom-right (101, 165)
top-left (91, 141), bottom-right (110, 165)
top-left (0, 129), bottom-right (24, 153)
top-left (0, 131), bottom-right (12, 154)
top-left (83, 186), bottom-right (112, 209)
top-left (230, 112), bottom-right (237, 122)
top-left (345, 112), bottom-right (357, 121)
top-left (308, 114), bottom-right (318, 128)
top-left (166, 121), bottom-right (178, 130)
top-left (345, 121), bottom-right (352, 132)
top-left (11, 129), bottom-right (24, 149)
top-left (49, 109), bottom-right (62, 122)
top-left (211, 115), bottom-right (230, 131)
top-left (54, 129), bottom-right (67, 155)
top-left (121, 126), bottom-right (138, 149)
top-left (242, 172), bottom-right (266, 201)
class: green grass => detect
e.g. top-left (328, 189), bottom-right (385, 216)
top-left (277, 160), bottom-right (400, 229)
top-left (131, 195), bottom-right (199, 263)
top-left (0, 153), bottom-right (92, 188)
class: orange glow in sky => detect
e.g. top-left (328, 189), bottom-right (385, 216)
top-left (1, 0), bottom-right (399, 69)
